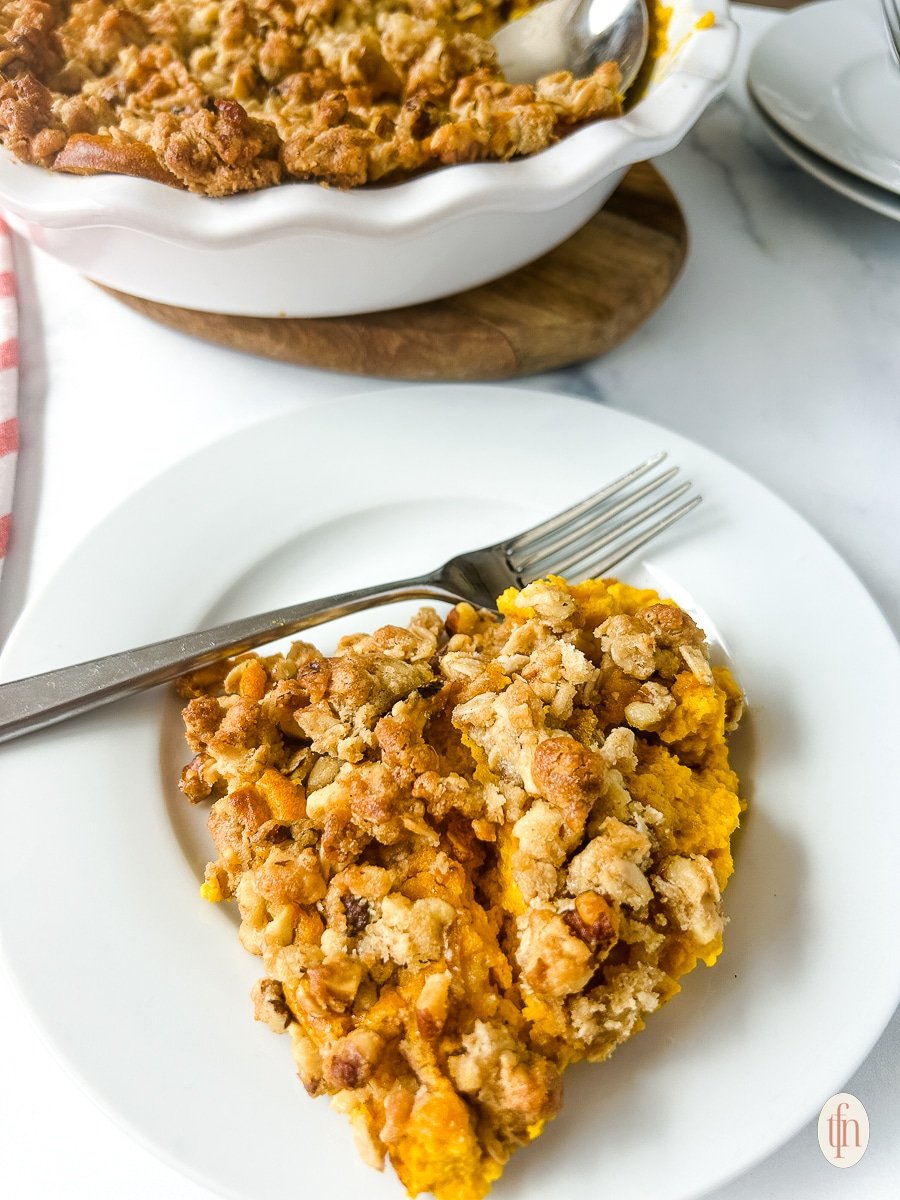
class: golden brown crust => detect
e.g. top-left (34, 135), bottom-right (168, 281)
top-left (0, 1), bottom-right (623, 194)
top-left (52, 129), bottom-right (178, 182)
top-left (178, 577), bottom-right (744, 1199)
top-left (531, 735), bottom-right (603, 828)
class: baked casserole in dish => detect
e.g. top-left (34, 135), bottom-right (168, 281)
top-left (0, 1), bottom-right (737, 314)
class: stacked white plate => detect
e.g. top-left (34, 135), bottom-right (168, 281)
top-left (748, 0), bottom-right (900, 220)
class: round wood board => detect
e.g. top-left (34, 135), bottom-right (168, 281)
top-left (101, 162), bottom-right (687, 382)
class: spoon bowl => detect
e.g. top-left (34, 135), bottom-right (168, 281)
top-left (493, 0), bottom-right (650, 88)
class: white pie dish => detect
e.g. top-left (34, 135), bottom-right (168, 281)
top-left (0, 1), bottom-right (737, 317)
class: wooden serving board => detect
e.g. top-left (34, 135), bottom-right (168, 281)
top-left (103, 162), bottom-right (687, 381)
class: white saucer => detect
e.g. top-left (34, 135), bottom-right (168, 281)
top-left (748, 0), bottom-right (900, 196)
top-left (749, 87), bottom-right (900, 221)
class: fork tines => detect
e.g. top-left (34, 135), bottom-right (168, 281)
top-left (881, 0), bottom-right (900, 68)
top-left (506, 452), bottom-right (701, 582)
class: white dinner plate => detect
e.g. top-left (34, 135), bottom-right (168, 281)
top-left (748, 0), bottom-right (900, 195)
top-left (1, 387), bottom-right (899, 1200)
top-left (749, 88), bottom-right (900, 221)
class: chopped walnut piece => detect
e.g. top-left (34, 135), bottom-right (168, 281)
top-left (306, 957), bottom-right (365, 1013)
top-left (324, 1028), bottom-right (385, 1090)
top-left (654, 855), bottom-right (724, 948)
top-left (564, 891), bottom-right (620, 956)
top-left (415, 970), bottom-right (452, 1038)
top-left (517, 909), bottom-right (595, 998)
top-left (254, 845), bottom-right (326, 907)
top-left (289, 1025), bottom-right (325, 1096)
top-left (513, 800), bottom-right (569, 866)
top-left (641, 602), bottom-right (715, 685)
top-left (531, 735), bottom-right (605, 828)
top-left (567, 818), bottom-right (654, 911)
top-left (597, 613), bottom-right (657, 679)
top-left (358, 894), bottom-right (456, 967)
top-left (447, 1019), bottom-right (562, 1140)
top-left (600, 726), bottom-right (637, 771)
top-left (624, 680), bottom-right (676, 731)
top-left (251, 977), bottom-right (292, 1033)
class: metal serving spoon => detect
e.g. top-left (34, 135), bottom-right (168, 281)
top-left (492, 0), bottom-right (650, 87)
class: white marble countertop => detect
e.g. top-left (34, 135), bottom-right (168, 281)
top-left (1, 4), bottom-right (898, 1197)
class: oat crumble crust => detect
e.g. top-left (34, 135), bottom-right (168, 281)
top-left (178, 576), bottom-right (744, 1199)
top-left (0, 0), bottom-right (625, 193)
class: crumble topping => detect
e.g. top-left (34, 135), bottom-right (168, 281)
top-left (178, 576), bottom-right (744, 1199)
top-left (0, 0), bottom-right (625, 193)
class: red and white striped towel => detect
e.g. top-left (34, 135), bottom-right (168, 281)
top-left (0, 216), bottom-right (18, 581)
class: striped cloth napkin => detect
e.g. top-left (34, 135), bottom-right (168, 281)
top-left (0, 216), bottom-right (18, 584)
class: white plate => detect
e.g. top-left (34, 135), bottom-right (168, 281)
top-left (749, 88), bottom-right (900, 221)
top-left (748, 0), bottom-right (900, 196)
top-left (1, 386), bottom-right (899, 1200)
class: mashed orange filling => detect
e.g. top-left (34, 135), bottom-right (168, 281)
top-left (178, 576), bottom-right (743, 1199)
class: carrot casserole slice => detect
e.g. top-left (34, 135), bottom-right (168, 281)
top-left (178, 576), bottom-right (744, 1199)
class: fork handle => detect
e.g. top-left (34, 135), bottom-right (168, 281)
top-left (0, 573), bottom-right (458, 744)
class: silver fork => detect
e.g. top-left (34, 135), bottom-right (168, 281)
top-left (0, 452), bottom-right (699, 743)
top-left (881, 0), bottom-right (900, 68)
